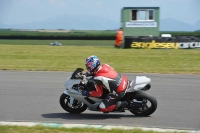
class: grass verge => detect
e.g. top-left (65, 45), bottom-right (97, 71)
top-left (0, 44), bottom-right (200, 74)
top-left (0, 125), bottom-right (185, 133)
top-left (0, 39), bottom-right (114, 46)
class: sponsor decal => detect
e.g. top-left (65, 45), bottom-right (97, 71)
top-left (117, 75), bottom-right (122, 86)
top-left (126, 21), bottom-right (157, 27)
top-left (130, 40), bottom-right (178, 49)
top-left (106, 96), bottom-right (115, 102)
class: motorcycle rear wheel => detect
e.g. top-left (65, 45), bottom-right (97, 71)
top-left (60, 93), bottom-right (87, 114)
top-left (128, 90), bottom-right (157, 116)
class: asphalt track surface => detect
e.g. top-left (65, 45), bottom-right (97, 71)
top-left (0, 70), bottom-right (200, 130)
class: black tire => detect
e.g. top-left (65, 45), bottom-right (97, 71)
top-left (128, 90), bottom-right (157, 116)
top-left (59, 93), bottom-right (87, 114)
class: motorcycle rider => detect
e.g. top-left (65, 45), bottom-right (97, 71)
top-left (81, 55), bottom-right (129, 113)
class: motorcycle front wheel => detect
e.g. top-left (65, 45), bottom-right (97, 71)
top-left (59, 93), bottom-right (87, 114)
top-left (128, 90), bottom-right (157, 116)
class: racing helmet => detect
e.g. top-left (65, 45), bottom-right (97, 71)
top-left (85, 55), bottom-right (100, 73)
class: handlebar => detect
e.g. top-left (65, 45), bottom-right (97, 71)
top-left (81, 75), bottom-right (88, 84)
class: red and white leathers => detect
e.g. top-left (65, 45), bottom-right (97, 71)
top-left (88, 64), bottom-right (129, 113)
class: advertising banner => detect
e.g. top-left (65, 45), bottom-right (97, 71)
top-left (126, 22), bottom-right (157, 27)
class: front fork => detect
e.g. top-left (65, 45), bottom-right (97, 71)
top-left (64, 90), bottom-right (79, 107)
top-left (64, 89), bottom-right (87, 107)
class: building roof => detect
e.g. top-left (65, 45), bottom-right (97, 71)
top-left (122, 7), bottom-right (160, 10)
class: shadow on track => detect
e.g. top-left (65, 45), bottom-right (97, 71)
top-left (41, 113), bottom-right (149, 120)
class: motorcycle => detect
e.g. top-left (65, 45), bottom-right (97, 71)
top-left (60, 68), bottom-right (157, 116)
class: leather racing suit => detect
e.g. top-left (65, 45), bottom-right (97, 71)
top-left (88, 63), bottom-right (129, 112)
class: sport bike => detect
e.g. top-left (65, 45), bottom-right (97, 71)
top-left (60, 68), bottom-right (157, 116)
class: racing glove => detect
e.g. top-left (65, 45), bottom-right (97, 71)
top-left (82, 90), bottom-right (90, 97)
top-left (85, 72), bottom-right (94, 77)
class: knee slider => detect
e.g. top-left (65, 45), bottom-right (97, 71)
top-left (99, 102), bottom-right (106, 109)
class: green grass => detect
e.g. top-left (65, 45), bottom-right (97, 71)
top-left (0, 43), bottom-right (200, 74)
top-left (0, 125), bottom-right (183, 133)
top-left (1, 29), bottom-right (200, 37)
top-left (0, 39), bottom-right (114, 46)
top-left (0, 29), bottom-right (116, 36)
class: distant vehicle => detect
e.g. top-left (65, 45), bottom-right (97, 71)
top-left (161, 34), bottom-right (172, 37)
top-left (50, 41), bottom-right (62, 46)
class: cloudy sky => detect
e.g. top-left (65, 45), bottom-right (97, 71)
top-left (0, 0), bottom-right (200, 25)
